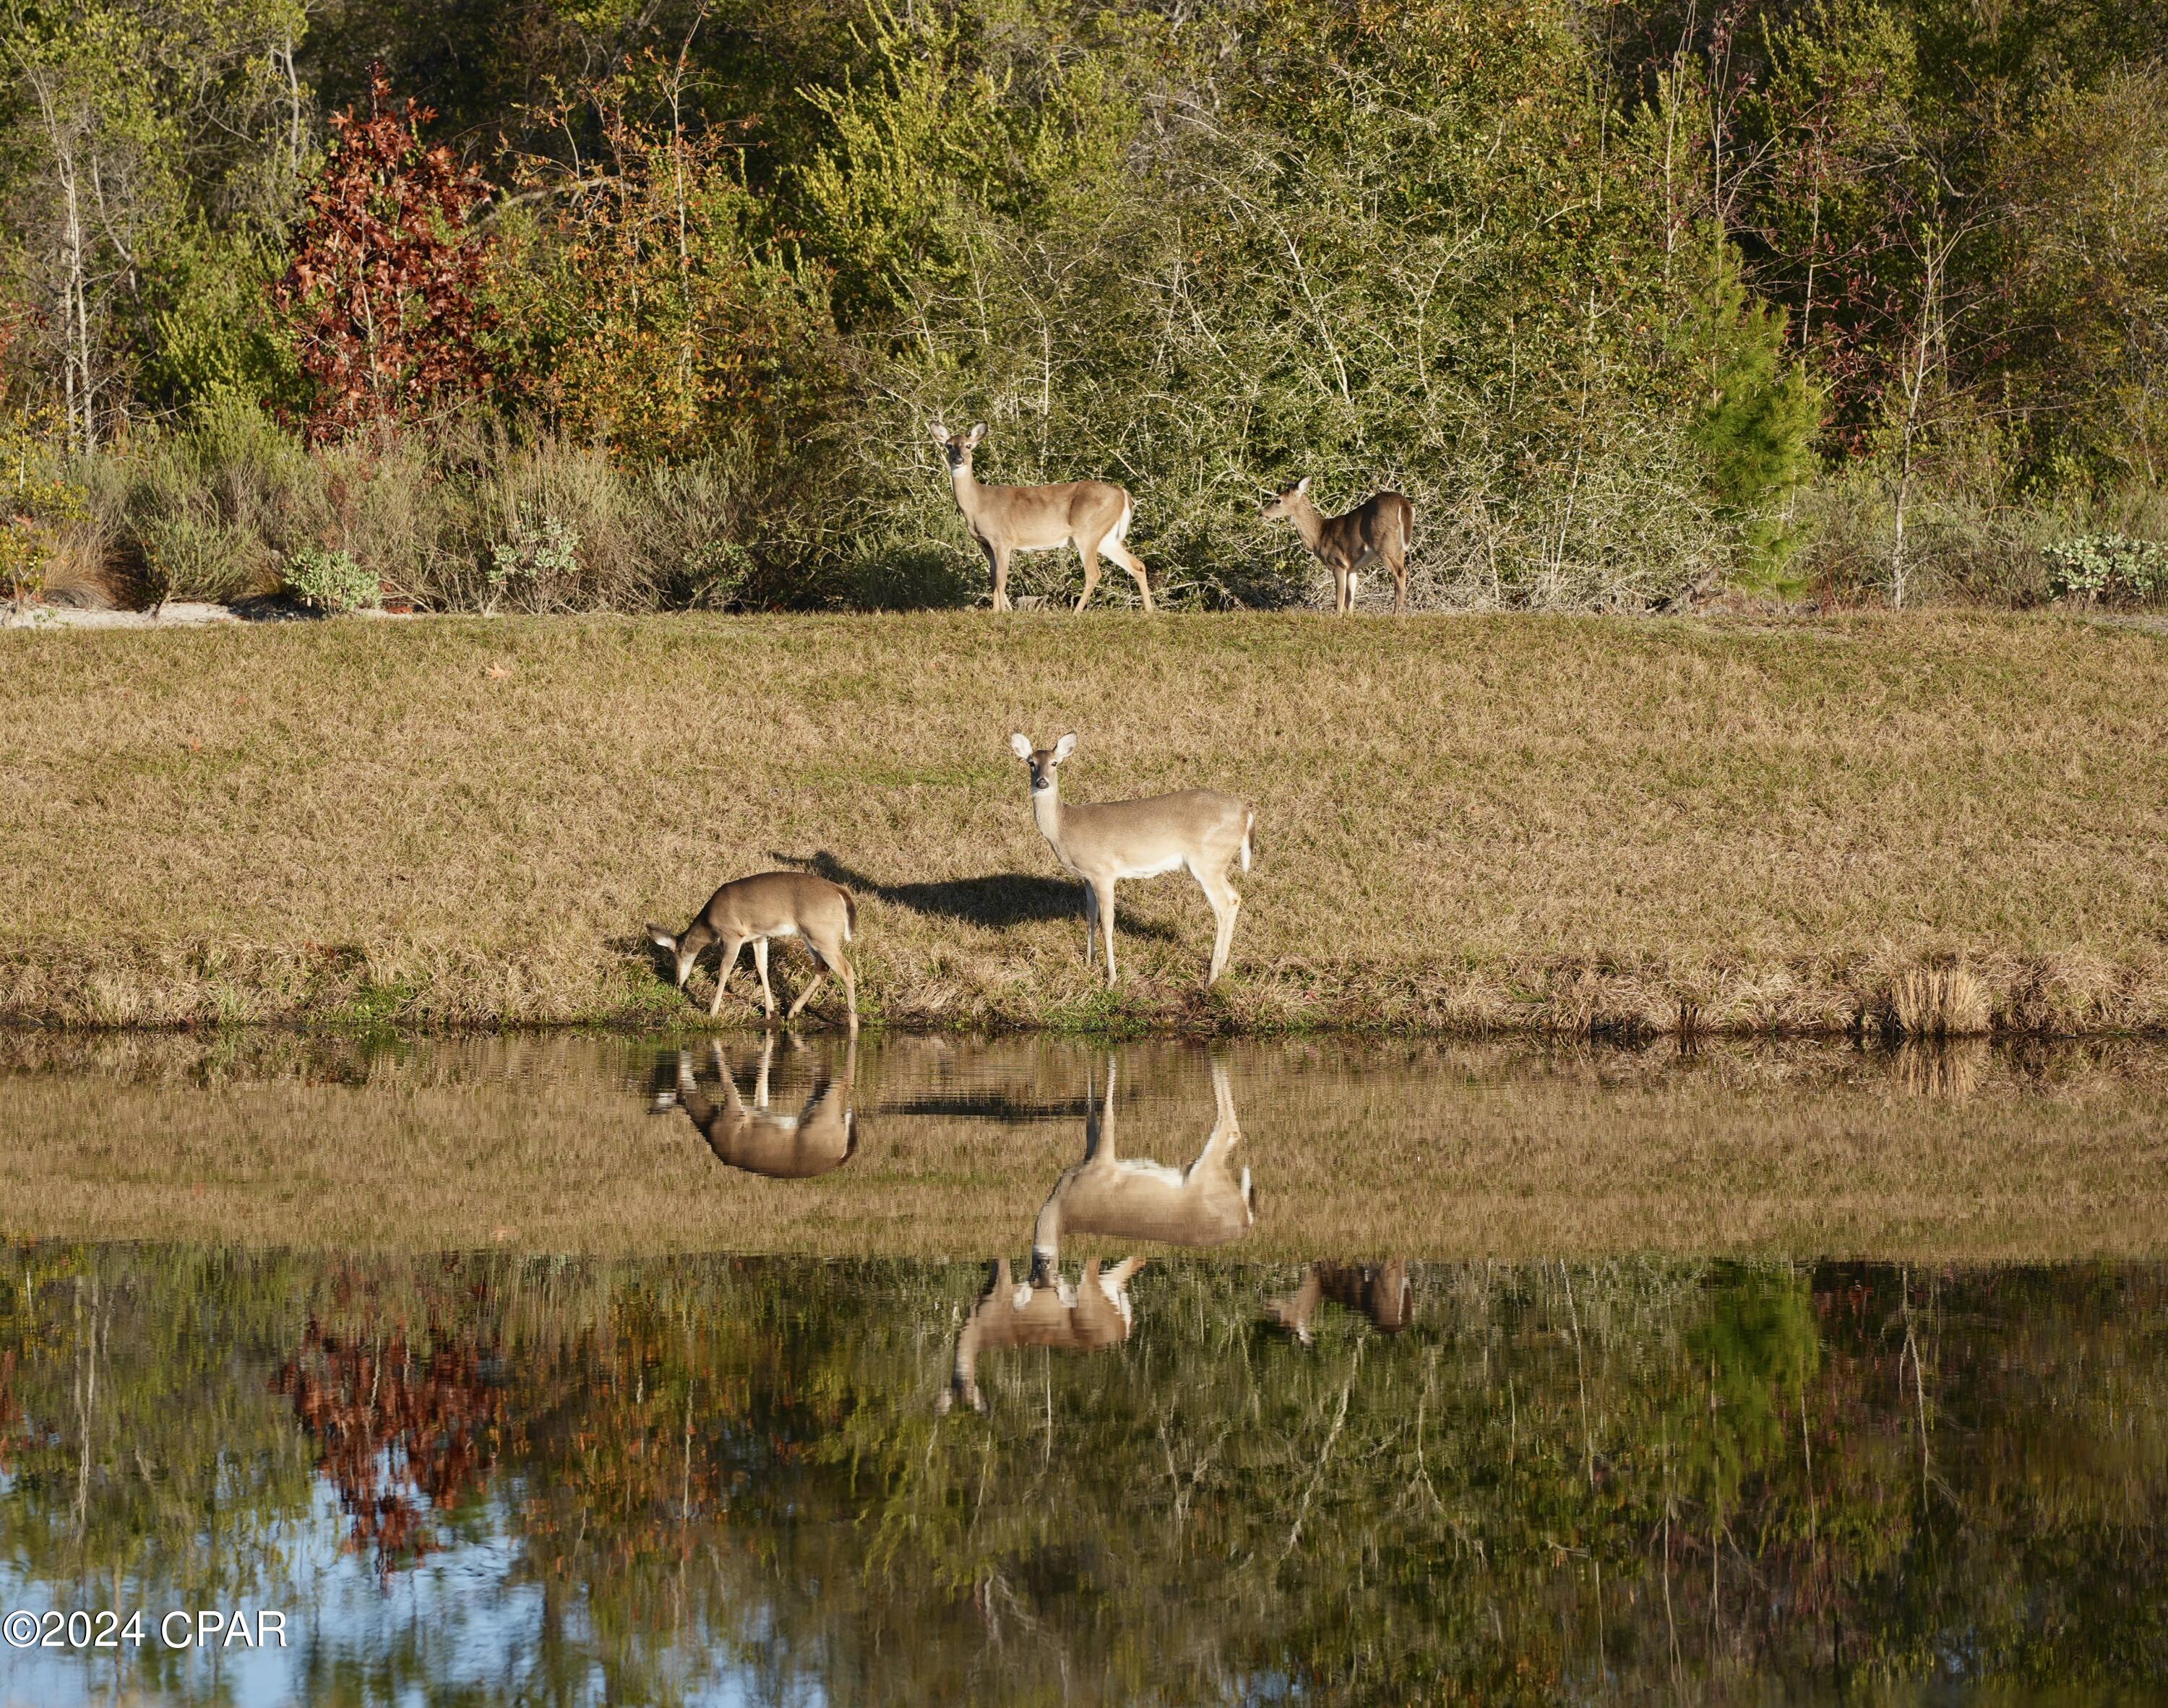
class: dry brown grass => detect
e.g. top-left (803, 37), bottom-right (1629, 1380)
top-left (1, 1032), bottom-right (2164, 1259)
top-left (1888, 964), bottom-right (1994, 1039)
top-left (1, 609), bottom-right (2165, 1035)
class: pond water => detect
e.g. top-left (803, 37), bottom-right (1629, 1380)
top-left (1, 1033), bottom-right (2165, 1704)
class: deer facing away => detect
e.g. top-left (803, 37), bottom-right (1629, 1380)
top-left (1010, 731), bottom-right (1255, 987)
top-left (645, 871), bottom-right (859, 1031)
top-left (650, 1038), bottom-right (858, 1179)
top-left (1262, 478), bottom-right (1414, 613)
top-left (933, 423), bottom-right (1153, 613)
top-left (1029, 1057), bottom-right (1255, 1282)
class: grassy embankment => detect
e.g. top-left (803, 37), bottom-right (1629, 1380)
top-left (1, 610), bottom-right (2164, 1036)
top-left (4, 1032), bottom-right (2166, 1258)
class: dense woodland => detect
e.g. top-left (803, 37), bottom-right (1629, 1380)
top-left (1, 0), bottom-right (2165, 612)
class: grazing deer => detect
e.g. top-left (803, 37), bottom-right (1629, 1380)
top-left (1030, 1057), bottom-right (1255, 1280)
top-left (1009, 731), bottom-right (1255, 987)
top-left (936, 1255), bottom-right (1145, 1415)
top-left (1261, 478), bottom-right (1415, 614)
top-left (645, 871), bottom-right (859, 1032)
top-left (932, 423), bottom-right (1154, 613)
top-left (1267, 1261), bottom-right (1415, 1345)
top-left (650, 1038), bottom-right (858, 1179)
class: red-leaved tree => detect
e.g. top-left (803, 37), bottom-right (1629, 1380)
top-left (276, 67), bottom-right (495, 441)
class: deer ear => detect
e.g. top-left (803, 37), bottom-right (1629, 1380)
top-left (645, 923), bottom-right (676, 950)
top-left (1294, 475), bottom-right (1310, 495)
top-left (1052, 733), bottom-right (1078, 764)
top-left (929, 422), bottom-right (950, 447)
top-left (965, 423), bottom-right (986, 447)
top-left (1008, 731), bottom-right (1033, 760)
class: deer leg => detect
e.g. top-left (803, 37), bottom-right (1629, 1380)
top-left (1075, 539), bottom-right (1104, 612)
top-left (785, 962), bottom-right (827, 1022)
top-left (1095, 879), bottom-right (1119, 986)
top-left (1082, 882), bottom-right (1100, 967)
top-left (1385, 536), bottom-right (1409, 613)
top-left (1104, 535), bottom-right (1153, 613)
top-left (791, 928), bottom-right (850, 1024)
top-left (706, 934), bottom-right (747, 1017)
top-left (1334, 564), bottom-right (1352, 615)
top-left (1197, 867), bottom-right (1242, 984)
top-left (752, 937), bottom-right (777, 1019)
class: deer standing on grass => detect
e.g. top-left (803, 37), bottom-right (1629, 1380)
top-left (645, 871), bottom-right (859, 1032)
top-left (650, 1038), bottom-right (858, 1178)
top-left (933, 423), bottom-right (1154, 613)
top-left (1029, 1057), bottom-right (1255, 1281)
top-left (1261, 478), bottom-right (1414, 613)
top-left (1010, 732), bottom-right (1255, 988)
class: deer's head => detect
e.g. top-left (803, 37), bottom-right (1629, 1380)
top-left (1260, 475), bottom-right (1312, 519)
top-left (645, 920), bottom-right (713, 990)
top-left (1010, 730), bottom-right (1077, 796)
top-left (930, 421), bottom-right (986, 475)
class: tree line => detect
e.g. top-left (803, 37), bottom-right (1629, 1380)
top-left (1, 0), bottom-right (2164, 612)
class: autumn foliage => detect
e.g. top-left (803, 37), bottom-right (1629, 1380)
top-left (275, 1316), bottom-right (508, 1570)
top-left (275, 67), bottom-right (495, 443)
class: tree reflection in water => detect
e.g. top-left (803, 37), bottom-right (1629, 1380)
top-left (1, 1246), bottom-right (2163, 1704)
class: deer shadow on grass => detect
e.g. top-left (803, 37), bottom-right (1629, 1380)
top-left (773, 850), bottom-right (1180, 944)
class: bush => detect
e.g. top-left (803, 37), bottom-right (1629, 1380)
top-left (2043, 535), bottom-right (2168, 604)
top-left (285, 546), bottom-right (380, 613)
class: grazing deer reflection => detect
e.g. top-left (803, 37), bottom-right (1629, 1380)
top-left (938, 1056), bottom-right (1257, 1414)
top-left (1268, 1261), bottom-right (1415, 1344)
top-left (650, 1037), bottom-right (857, 1179)
top-left (1029, 1056), bottom-right (1256, 1281)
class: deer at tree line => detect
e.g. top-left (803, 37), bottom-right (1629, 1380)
top-left (932, 420), bottom-right (1415, 614)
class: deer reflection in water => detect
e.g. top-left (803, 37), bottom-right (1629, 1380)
top-left (1267, 1261), bottom-right (1415, 1344)
top-left (939, 1056), bottom-right (1257, 1413)
top-left (650, 1036), bottom-right (858, 1179)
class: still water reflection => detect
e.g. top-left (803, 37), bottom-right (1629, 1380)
top-left (1, 1248), bottom-right (2164, 1704)
top-left (1, 1032), bottom-right (2166, 1703)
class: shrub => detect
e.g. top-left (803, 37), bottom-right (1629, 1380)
top-left (285, 546), bottom-right (380, 613)
top-left (1, 429), bottom-right (86, 603)
top-left (2043, 534), bottom-right (2168, 604)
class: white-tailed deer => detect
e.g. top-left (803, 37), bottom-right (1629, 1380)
top-left (1261, 478), bottom-right (1414, 613)
top-left (935, 1255), bottom-right (1145, 1415)
top-left (1267, 1261), bottom-right (1415, 1345)
top-left (1009, 731), bottom-right (1255, 987)
top-left (932, 423), bottom-right (1153, 613)
top-left (645, 871), bottom-right (859, 1031)
top-left (1029, 1058), bottom-right (1255, 1280)
top-left (651, 1038), bottom-right (858, 1178)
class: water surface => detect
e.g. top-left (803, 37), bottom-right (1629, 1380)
top-left (3, 1031), bottom-right (2166, 1257)
top-left (1, 1032), bottom-right (2166, 1704)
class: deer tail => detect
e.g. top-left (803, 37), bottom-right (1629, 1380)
top-left (840, 886), bottom-right (857, 943)
top-left (1241, 809), bottom-right (1256, 872)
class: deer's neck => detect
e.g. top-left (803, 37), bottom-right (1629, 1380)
top-left (950, 462), bottom-right (989, 523)
top-left (1031, 782), bottom-right (1066, 850)
top-left (1286, 495), bottom-right (1328, 553)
